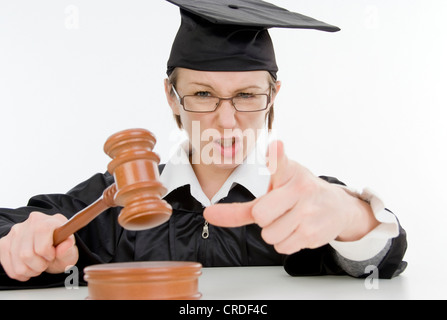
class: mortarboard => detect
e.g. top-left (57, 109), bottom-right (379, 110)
top-left (166, 0), bottom-right (340, 79)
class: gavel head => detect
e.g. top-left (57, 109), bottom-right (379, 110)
top-left (103, 128), bottom-right (172, 230)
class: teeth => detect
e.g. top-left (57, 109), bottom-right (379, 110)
top-left (220, 138), bottom-right (235, 147)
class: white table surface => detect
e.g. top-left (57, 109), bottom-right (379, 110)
top-left (0, 265), bottom-right (440, 300)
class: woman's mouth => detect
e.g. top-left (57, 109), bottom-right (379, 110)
top-left (214, 137), bottom-right (240, 158)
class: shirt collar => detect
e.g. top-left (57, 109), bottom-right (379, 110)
top-left (159, 141), bottom-right (270, 207)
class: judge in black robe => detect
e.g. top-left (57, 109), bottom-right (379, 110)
top-left (0, 0), bottom-right (407, 289)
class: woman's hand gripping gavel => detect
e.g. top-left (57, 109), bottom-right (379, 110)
top-left (0, 129), bottom-right (172, 281)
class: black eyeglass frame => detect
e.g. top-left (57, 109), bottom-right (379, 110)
top-left (171, 85), bottom-right (272, 113)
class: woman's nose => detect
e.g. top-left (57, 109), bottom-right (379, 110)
top-left (215, 99), bottom-right (237, 128)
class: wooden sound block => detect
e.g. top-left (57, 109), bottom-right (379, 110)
top-left (84, 261), bottom-right (202, 300)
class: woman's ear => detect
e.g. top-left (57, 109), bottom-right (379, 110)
top-left (271, 80), bottom-right (281, 104)
top-left (164, 78), bottom-right (180, 115)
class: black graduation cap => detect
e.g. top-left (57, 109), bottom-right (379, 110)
top-left (166, 0), bottom-right (340, 79)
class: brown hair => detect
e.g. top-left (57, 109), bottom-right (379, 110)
top-left (167, 68), bottom-right (276, 131)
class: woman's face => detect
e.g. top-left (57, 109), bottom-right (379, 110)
top-left (165, 68), bottom-right (280, 171)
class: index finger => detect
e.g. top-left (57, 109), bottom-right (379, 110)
top-left (203, 199), bottom-right (257, 228)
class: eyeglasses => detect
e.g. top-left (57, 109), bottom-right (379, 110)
top-left (172, 85), bottom-right (271, 113)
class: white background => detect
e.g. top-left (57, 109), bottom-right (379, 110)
top-left (1, 1), bottom-right (446, 298)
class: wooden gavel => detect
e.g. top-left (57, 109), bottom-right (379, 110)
top-left (53, 128), bottom-right (172, 246)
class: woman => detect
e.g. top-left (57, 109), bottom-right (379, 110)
top-left (0, 0), bottom-right (407, 287)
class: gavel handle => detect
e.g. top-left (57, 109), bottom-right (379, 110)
top-left (53, 184), bottom-right (117, 246)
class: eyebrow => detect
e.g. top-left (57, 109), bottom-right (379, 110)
top-left (188, 82), bottom-right (265, 92)
top-left (189, 82), bottom-right (214, 89)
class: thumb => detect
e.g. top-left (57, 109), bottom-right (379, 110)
top-left (266, 140), bottom-right (292, 190)
top-left (204, 199), bottom-right (258, 227)
top-left (46, 235), bottom-right (78, 274)
top-left (55, 235), bottom-right (76, 257)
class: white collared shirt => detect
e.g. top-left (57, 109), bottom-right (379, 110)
top-left (159, 142), bottom-right (399, 262)
top-left (159, 141), bottom-right (270, 207)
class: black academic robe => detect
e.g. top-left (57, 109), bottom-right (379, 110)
top-left (0, 169), bottom-right (407, 289)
